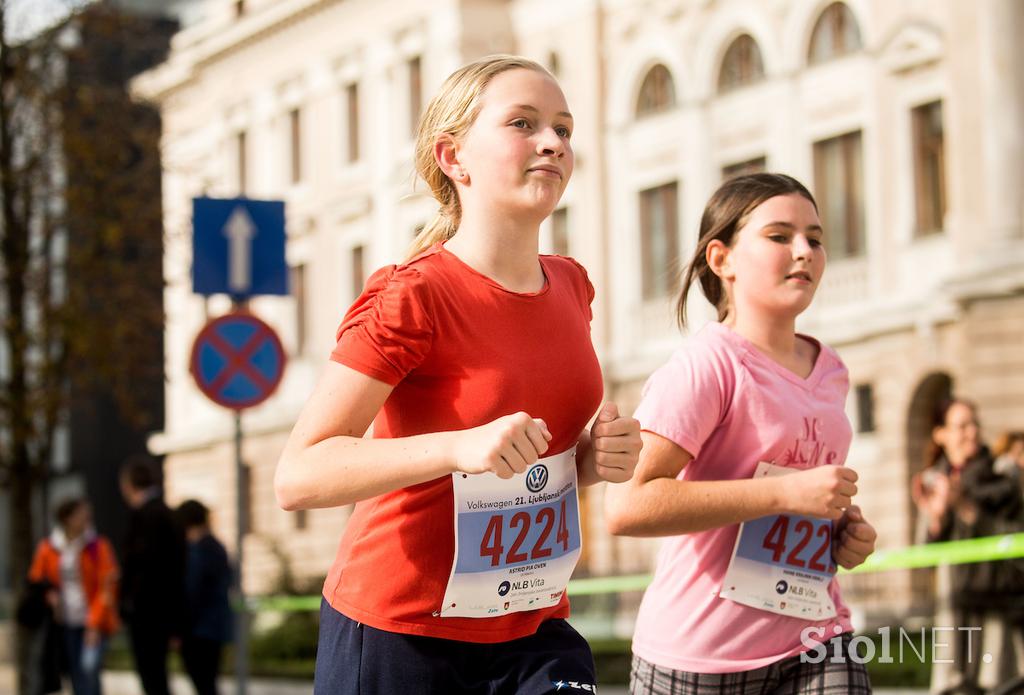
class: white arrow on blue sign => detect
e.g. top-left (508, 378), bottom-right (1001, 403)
top-left (192, 197), bottom-right (288, 297)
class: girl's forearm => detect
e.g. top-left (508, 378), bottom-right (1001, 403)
top-left (607, 476), bottom-right (788, 537)
top-left (275, 431), bottom-right (457, 510)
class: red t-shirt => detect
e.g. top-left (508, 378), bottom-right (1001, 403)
top-left (323, 243), bottom-right (603, 643)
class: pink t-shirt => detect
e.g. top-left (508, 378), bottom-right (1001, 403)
top-left (631, 321), bottom-right (854, 674)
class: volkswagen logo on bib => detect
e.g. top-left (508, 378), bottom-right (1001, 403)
top-left (526, 464), bottom-right (549, 493)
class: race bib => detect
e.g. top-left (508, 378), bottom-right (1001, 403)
top-left (719, 462), bottom-right (837, 619)
top-left (439, 447), bottom-right (581, 618)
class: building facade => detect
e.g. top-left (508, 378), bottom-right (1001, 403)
top-left (134, 0), bottom-right (1024, 626)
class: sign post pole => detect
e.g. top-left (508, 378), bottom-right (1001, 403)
top-left (235, 409), bottom-right (248, 695)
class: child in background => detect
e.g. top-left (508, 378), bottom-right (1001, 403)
top-left (29, 498), bottom-right (119, 695)
top-left (275, 54), bottom-right (641, 694)
top-left (606, 173), bottom-right (877, 694)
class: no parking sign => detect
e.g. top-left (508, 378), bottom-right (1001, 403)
top-left (189, 312), bottom-right (286, 410)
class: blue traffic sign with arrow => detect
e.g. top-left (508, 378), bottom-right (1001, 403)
top-left (192, 197), bottom-right (288, 297)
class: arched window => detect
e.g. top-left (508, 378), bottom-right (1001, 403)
top-left (635, 64), bottom-right (676, 118)
top-left (717, 34), bottom-right (765, 93)
top-left (808, 2), bottom-right (863, 65)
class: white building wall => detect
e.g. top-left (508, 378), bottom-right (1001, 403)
top-left (135, 0), bottom-right (1024, 612)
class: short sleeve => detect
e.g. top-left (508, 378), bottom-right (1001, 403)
top-left (330, 264), bottom-right (435, 386)
top-left (561, 256), bottom-right (596, 322)
top-left (632, 344), bottom-right (730, 459)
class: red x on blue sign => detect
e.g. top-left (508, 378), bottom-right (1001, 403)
top-left (190, 312), bottom-right (286, 410)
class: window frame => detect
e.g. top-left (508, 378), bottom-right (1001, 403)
top-left (350, 244), bottom-right (365, 302)
top-left (808, 2), bottom-right (863, 66)
top-left (855, 383), bottom-right (876, 434)
top-left (635, 64), bottom-right (677, 118)
top-left (551, 207), bottom-right (570, 257)
top-left (812, 130), bottom-right (865, 259)
top-left (345, 81), bottom-right (360, 164)
top-left (236, 130), bottom-right (247, 194)
top-left (911, 100), bottom-right (946, 236)
top-left (638, 181), bottom-right (680, 301)
top-left (408, 56), bottom-right (422, 138)
top-left (721, 156), bottom-right (767, 181)
top-left (717, 34), bottom-right (766, 93)
top-left (289, 107), bottom-right (303, 184)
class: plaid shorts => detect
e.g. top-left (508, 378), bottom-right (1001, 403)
top-left (630, 633), bottom-right (872, 695)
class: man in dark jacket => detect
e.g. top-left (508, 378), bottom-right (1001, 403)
top-left (175, 499), bottom-right (233, 695)
top-left (119, 454), bottom-right (186, 695)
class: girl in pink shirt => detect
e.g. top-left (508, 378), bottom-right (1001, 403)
top-left (606, 173), bottom-right (878, 694)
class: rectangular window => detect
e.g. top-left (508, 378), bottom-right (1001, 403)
top-left (912, 101), bottom-right (945, 236)
top-left (345, 82), bottom-right (360, 163)
top-left (639, 182), bottom-right (679, 300)
top-left (813, 130), bottom-right (864, 259)
top-left (289, 107), bottom-right (302, 184)
top-left (551, 208), bottom-right (570, 256)
top-left (236, 130), bottom-right (247, 194)
top-left (855, 383), bottom-right (875, 434)
top-left (722, 156), bottom-right (766, 180)
top-left (408, 56), bottom-right (422, 137)
top-left (351, 245), bottom-right (365, 301)
top-left (290, 264), bottom-right (306, 355)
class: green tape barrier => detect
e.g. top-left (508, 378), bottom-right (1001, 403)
top-left (842, 531), bottom-right (1024, 574)
top-left (247, 532), bottom-right (1024, 612)
top-left (248, 595), bottom-right (322, 612)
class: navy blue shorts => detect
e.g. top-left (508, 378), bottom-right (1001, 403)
top-left (314, 598), bottom-right (598, 694)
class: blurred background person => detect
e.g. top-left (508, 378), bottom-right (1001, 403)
top-left (176, 499), bottom-right (232, 695)
top-left (27, 498), bottom-right (120, 695)
top-left (991, 429), bottom-right (1024, 691)
top-left (993, 430), bottom-right (1024, 490)
top-left (119, 454), bottom-right (187, 695)
top-left (911, 399), bottom-right (1024, 695)
top-left (14, 568), bottom-right (62, 695)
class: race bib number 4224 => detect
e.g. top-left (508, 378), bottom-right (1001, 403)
top-left (439, 447), bottom-right (582, 618)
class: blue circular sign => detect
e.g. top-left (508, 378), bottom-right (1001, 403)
top-left (190, 312), bottom-right (286, 410)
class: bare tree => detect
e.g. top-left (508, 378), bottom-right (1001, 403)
top-left (1, 2), bottom-right (170, 690)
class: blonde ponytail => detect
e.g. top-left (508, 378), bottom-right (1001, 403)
top-left (408, 212), bottom-right (458, 260)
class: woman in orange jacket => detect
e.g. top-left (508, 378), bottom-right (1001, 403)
top-left (28, 497), bottom-right (120, 695)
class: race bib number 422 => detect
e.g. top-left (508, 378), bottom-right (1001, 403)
top-left (438, 447), bottom-right (582, 618)
top-left (719, 462), bottom-right (838, 619)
